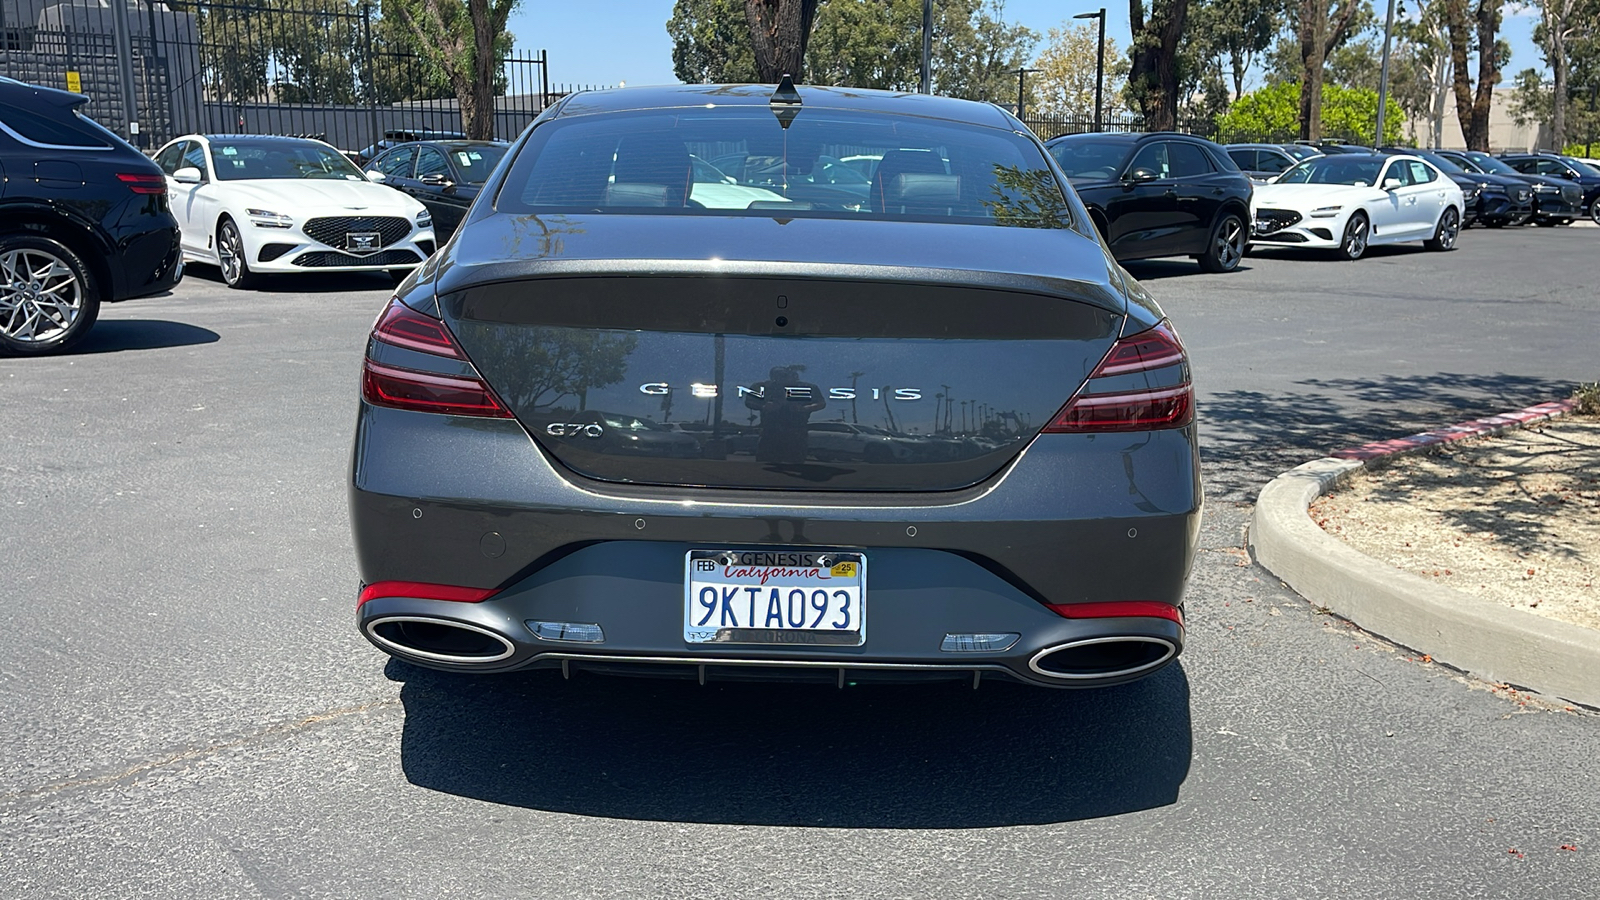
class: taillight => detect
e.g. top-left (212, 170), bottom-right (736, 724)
top-left (116, 172), bottom-right (166, 195)
top-left (1043, 320), bottom-right (1193, 433)
top-left (358, 580), bottom-right (499, 605)
top-left (1044, 600), bottom-right (1184, 626)
top-left (361, 299), bottom-right (512, 418)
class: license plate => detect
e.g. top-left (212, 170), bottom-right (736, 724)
top-left (346, 231), bottom-right (382, 252)
top-left (684, 549), bottom-right (865, 646)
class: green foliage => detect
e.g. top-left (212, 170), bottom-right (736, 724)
top-left (981, 164), bottom-right (1072, 229)
top-left (1032, 22), bottom-right (1130, 120)
top-left (1574, 382), bottom-right (1600, 416)
top-left (1215, 81), bottom-right (1402, 143)
top-left (665, 0), bottom-right (1038, 102)
top-left (668, 0), bottom-right (759, 83)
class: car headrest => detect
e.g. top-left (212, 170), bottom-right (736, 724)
top-left (612, 134), bottom-right (691, 206)
top-left (604, 183), bottom-right (670, 207)
top-left (885, 174), bottom-right (960, 203)
top-left (871, 149), bottom-right (948, 210)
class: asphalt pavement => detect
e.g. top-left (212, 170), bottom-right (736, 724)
top-left (3, 226), bottom-right (1598, 898)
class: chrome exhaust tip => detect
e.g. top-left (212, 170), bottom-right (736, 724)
top-left (1027, 636), bottom-right (1177, 681)
top-left (365, 615), bottom-right (515, 664)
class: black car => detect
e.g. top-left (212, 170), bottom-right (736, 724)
top-left (0, 77), bottom-right (182, 356)
top-left (1046, 131), bottom-right (1253, 272)
top-left (353, 129), bottom-right (469, 166)
top-left (1226, 143), bottom-right (1315, 183)
top-left (1378, 147), bottom-right (1533, 227)
top-left (350, 83), bottom-right (1200, 689)
top-left (365, 140), bottom-right (509, 240)
top-left (1436, 149), bottom-right (1584, 225)
top-left (1497, 152), bottom-right (1600, 224)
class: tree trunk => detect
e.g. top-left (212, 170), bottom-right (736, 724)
top-left (1467, 0), bottom-right (1501, 151)
top-left (745, 0), bottom-right (820, 83)
top-left (1127, 0), bottom-right (1187, 131)
top-left (1444, 0), bottom-right (1476, 148)
top-left (465, 0), bottom-right (497, 139)
top-left (1298, 0), bottom-right (1326, 140)
top-left (1546, 0), bottom-right (1573, 150)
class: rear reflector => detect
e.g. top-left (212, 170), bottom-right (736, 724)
top-left (359, 581), bottom-right (499, 605)
top-left (1043, 320), bottom-right (1193, 433)
top-left (1044, 601), bottom-right (1183, 626)
top-left (116, 172), bottom-right (166, 195)
top-left (362, 360), bottom-right (514, 418)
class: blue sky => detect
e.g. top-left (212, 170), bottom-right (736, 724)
top-left (508, 1), bottom-right (1544, 93)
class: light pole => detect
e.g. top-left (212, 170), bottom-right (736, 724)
top-left (1374, 0), bottom-right (1397, 148)
top-left (920, 0), bottom-right (933, 94)
top-left (1074, 9), bottom-right (1106, 133)
top-left (1015, 67), bottom-right (1040, 120)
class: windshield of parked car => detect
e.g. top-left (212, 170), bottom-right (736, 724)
top-left (1276, 156), bottom-right (1385, 186)
top-left (1566, 157), bottom-right (1600, 177)
top-left (1045, 139), bottom-right (1132, 182)
top-left (1281, 145), bottom-right (1322, 160)
top-left (446, 144), bottom-right (508, 184)
top-left (497, 106), bottom-right (1073, 228)
top-left (1412, 151), bottom-right (1464, 174)
top-left (210, 140), bottom-right (367, 181)
top-left (1458, 152), bottom-right (1519, 176)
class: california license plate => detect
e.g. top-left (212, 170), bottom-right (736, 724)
top-left (684, 549), bottom-right (865, 646)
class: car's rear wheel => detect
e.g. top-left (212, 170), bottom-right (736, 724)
top-left (0, 235), bottom-right (100, 357)
top-left (1425, 207), bottom-right (1460, 251)
top-left (216, 218), bottom-right (259, 290)
top-left (1590, 202), bottom-right (1600, 225)
top-left (1338, 212), bottom-right (1369, 261)
top-left (1199, 212), bottom-right (1247, 273)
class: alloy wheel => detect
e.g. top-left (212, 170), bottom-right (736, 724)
top-left (1434, 208), bottom-right (1460, 250)
top-left (218, 222), bottom-right (244, 285)
top-left (1342, 216), bottom-right (1368, 260)
top-left (1216, 218), bottom-right (1245, 269)
top-left (1591, 202), bottom-right (1600, 226)
top-left (0, 247), bottom-right (83, 344)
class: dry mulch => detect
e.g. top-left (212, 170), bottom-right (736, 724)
top-left (1311, 415), bottom-right (1600, 631)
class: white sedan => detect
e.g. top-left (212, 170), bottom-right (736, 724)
top-left (1250, 153), bottom-right (1464, 260)
top-left (153, 134), bottom-right (436, 289)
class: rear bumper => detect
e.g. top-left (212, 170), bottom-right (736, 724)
top-left (349, 404), bottom-right (1203, 687)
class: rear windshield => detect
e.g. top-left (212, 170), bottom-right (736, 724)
top-left (495, 106), bottom-right (1072, 228)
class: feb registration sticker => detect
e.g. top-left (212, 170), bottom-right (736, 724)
top-left (684, 549), bottom-right (866, 646)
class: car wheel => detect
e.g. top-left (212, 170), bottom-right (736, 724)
top-left (1338, 212), bottom-right (1369, 261)
top-left (216, 218), bottom-right (259, 290)
top-left (1424, 206), bottom-right (1460, 251)
top-left (1590, 202), bottom-right (1600, 226)
top-left (0, 235), bottom-right (101, 357)
top-left (1199, 212), bottom-right (1247, 273)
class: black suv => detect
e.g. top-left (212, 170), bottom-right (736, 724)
top-left (0, 77), bottom-right (182, 356)
top-left (1497, 152), bottom-right (1600, 224)
top-left (1434, 149), bottom-right (1581, 225)
top-left (1046, 132), bottom-right (1253, 273)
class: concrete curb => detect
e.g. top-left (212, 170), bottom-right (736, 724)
top-left (1249, 398), bottom-right (1600, 708)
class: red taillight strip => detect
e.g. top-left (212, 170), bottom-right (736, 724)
top-left (116, 173), bottom-right (166, 195)
top-left (362, 359), bottom-right (514, 418)
top-left (1044, 384), bottom-right (1193, 433)
top-left (1044, 601), bottom-right (1183, 626)
top-left (1091, 322), bottom-right (1186, 376)
top-left (359, 581), bottom-right (499, 606)
top-left (371, 300), bottom-right (464, 358)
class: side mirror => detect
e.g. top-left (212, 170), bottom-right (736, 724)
top-left (1126, 167), bottom-right (1160, 183)
top-left (365, 170), bottom-right (387, 183)
top-left (1382, 177), bottom-right (1403, 191)
top-left (172, 167), bottom-right (202, 184)
top-left (420, 173), bottom-right (452, 187)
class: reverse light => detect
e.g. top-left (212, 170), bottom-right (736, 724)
top-left (358, 580), bottom-right (499, 605)
top-left (1043, 320), bottom-right (1193, 433)
top-left (1043, 601), bottom-right (1184, 626)
top-left (1309, 205), bottom-right (1343, 218)
top-left (362, 299), bottom-right (513, 418)
top-left (246, 208), bottom-right (293, 228)
top-left (116, 172), bottom-right (166, 195)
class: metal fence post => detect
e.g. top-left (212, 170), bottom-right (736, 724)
top-left (361, 2), bottom-right (379, 154)
top-left (540, 49), bottom-right (549, 112)
top-left (110, 0), bottom-right (141, 144)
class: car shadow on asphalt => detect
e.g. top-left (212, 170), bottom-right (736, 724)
top-left (1198, 372), bottom-right (1577, 503)
top-left (71, 319), bottom-right (221, 354)
top-left (183, 263), bottom-right (394, 294)
top-left (389, 659), bottom-right (1193, 827)
top-left (1122, 260), bottom-right (1254, 280)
